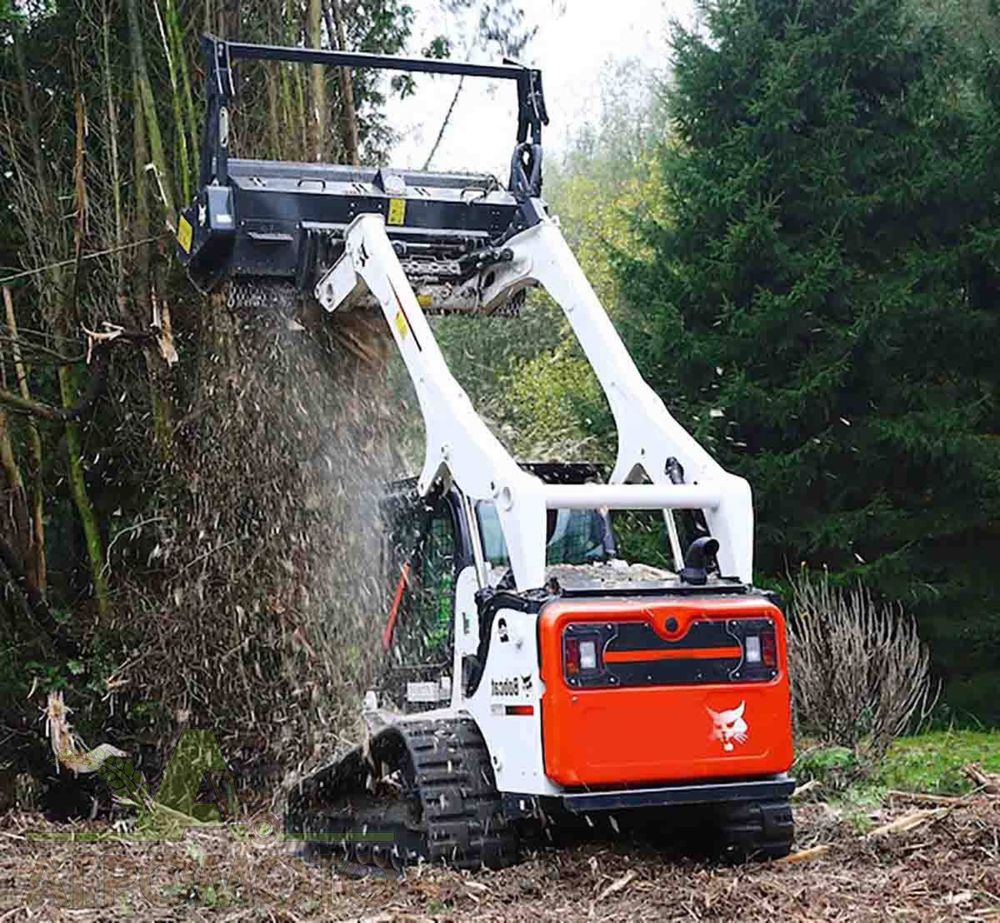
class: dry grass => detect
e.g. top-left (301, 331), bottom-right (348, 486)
top-left (1, 797), bottom-right (997, 921)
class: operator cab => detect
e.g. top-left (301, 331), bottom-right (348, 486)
top-left (375, 462), bottom-right (717, 714)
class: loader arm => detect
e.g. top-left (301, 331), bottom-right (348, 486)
top-left (474, 220), bottom-right (754, 582)
top-left (319, 213), bottom-right (549, 590)
top-left (316, 213), bottom-right (754, 589)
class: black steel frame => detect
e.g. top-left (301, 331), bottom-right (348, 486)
top-left (199, 34), bottom-right (548, 189)
top-left (502, 777), bottom-right (796, 818)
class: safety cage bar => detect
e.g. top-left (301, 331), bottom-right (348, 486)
top-left (199, 34), bottom-right (549, 188)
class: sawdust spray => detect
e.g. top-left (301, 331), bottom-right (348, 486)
top-left (130, 296), bottom-right (407, 795)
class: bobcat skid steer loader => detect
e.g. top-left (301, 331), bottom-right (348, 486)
top-left (178, 36), bottom-right (795, 870)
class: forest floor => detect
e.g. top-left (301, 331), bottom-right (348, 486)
top-left (1, 793), bottom-right (998, 922)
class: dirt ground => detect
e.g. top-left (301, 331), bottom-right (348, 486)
top-left (1, 796), bottom-right (998, 922)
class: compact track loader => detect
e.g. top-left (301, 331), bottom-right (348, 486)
top-left (178, 36), bottom-right (796, 870)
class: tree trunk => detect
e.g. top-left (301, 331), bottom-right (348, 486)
top-left (59, 366), bottom-right (110, 617)
top-left (67, 81), bottom-right (110, 618)
top-left (326, 0), bottom-right (360, 165)
top-left (126, 0), bottom-right (176, 227)
top-left (166, 0), bottom-right (200, 182)
top-left (100, 0), bottom-right (125, 292)
top-left (0, 402), bottom-right (49, 635)
top-left (0, 408), bottom-right (23, 497)
top-left (263, 0), bottom-right (285, 159)
top-left (12, 27), bottom-right (50, 215)
top-left (307, 0), bottom-right (328, 161)
top-left (220, 0), bottom-right (241, 39)
top-left (3, 287), bottom-right (46, 593)
top-left (133, 73), bottom-right (175, 460)
top-left (294, 50), bottom-right (309, 158)
top-left (265, 59), bottom-right (284, 159)
top-left (153, 0), bottom-right (191, 203)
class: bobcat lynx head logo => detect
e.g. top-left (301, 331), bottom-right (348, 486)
top-left (707, 701), bottom-right (749, 752)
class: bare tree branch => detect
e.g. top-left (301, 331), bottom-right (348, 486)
top-left (422, 75), bottom-right (465, 170)
top-left (0, 332), bottom-right (154, 423)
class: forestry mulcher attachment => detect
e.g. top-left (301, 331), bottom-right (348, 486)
top-left (179, 37), bottom-right (795, 869)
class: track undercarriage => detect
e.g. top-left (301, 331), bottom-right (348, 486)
top-left (284, 718), bottom-right (793, 872)
top-left (285, 719), bottom-right (517, 871)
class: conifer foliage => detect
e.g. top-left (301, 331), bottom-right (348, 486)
top-left (620, 0), bottom-right (1000, 718)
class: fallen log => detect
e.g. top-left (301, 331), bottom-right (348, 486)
top-left (963, 763), bottom-right (1000, 795)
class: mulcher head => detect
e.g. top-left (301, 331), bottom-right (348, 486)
top-left (177, 35), bottom-right (548, 314)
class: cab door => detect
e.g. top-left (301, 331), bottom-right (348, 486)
top-left (379, 487), bottom-right (462, 712)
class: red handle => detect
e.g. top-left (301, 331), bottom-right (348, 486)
top-left (382, 561), bottom-right (411, 651)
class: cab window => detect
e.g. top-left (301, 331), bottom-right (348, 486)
top-left (476, 502), bottom-right (616, 567)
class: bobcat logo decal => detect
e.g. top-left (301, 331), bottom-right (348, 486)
top-left (707, 701), bottom-right (749, 752)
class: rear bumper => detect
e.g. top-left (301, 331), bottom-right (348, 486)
top-left (503, 776), bottom-right (795, 817)
top-left (558, 776), bottom-right (795, 813)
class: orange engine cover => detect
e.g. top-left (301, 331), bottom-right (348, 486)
top-left (538, 595), bottom-right (794, 787)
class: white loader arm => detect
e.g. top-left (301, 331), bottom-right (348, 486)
top-left (317, 212), bottom-right (754, 588)
top-left (479, 219), bottom-right (754, 582)
top-left (317, 214), bottom-right (550, 590)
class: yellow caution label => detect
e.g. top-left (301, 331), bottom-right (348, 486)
top-left (176, 215), bottom-right (193, 254)
top-left (394, 309), bottom-right (410, 339)
top-left (387, 197), bottom-right (407, 226)
top-left (417, 293), bottom-right (433, 308)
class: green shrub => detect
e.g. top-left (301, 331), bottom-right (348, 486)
top-left (794, 745), bottom-right (860, 791)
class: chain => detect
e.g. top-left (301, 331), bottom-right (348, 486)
top-left (225, 277), bottom-right (301, 314)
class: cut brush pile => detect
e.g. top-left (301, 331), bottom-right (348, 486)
top-left (1, 795), bottom-right (997, 921)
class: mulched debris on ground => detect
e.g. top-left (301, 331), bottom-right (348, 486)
top-left (1, 797), bottom-right (998, 922)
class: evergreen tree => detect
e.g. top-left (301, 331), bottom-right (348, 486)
top-left (620, 0), bottom-right (1000, 720)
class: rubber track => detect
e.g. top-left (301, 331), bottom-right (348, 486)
top-left (713, 798), bottom-right (794, 861)
top-left (287, 717), bottom-right (518, 871)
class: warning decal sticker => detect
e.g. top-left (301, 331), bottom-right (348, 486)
top-left (387, 198), bottom-right (407, 226)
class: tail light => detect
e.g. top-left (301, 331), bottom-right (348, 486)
top-left (563, 627), bottom-right (607, 685)
top-left (565, 637), bottom-right (581, 676)
top-left (732, 620), bottom-right (778, 682)
top-left (761, 627), bottom-right (777, 667)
